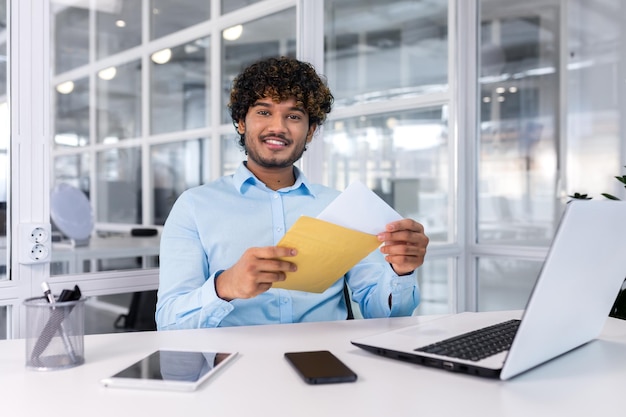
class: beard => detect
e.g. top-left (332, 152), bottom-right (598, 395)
top-left (244, 134), bottom-right (308, 169)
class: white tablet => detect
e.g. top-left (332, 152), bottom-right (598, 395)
top-left (100, 349), bottom-right (238, 392)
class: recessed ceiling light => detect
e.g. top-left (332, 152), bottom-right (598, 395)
top-left (115, 20), bottom-right (126, 28)
top-left (151, 48), bottom-right (172, 64)
top-left (386, 117), bottom-right (398, 129)
top-left (223, 25), bottom-right (243, 41)
top-left (56, 81), bottom-right (75, 94)
top-left (98, 66), bottom-right (117, 81)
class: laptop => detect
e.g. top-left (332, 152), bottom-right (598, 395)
top-left (352, 200), bottom-right (626, 380)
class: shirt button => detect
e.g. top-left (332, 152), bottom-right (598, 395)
top-left (273, 194), bottom-right (279, 199)
top-left (277, 227), bottom-right (282, 232)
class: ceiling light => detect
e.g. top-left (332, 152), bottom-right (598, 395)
top-left (151, 48), bottom-right (172, 64)
top-left (115, 20), bottom-right (126, 28)
top-left (386, 117), bottom-right (398, 129)
top-left (509, 86), bottom-right (518, 93)
top-left (495, 86), bottom-right (505, 94)
top-left (482, 96), bottom-right (491, 103)
top-left (56, 81), bottom-right (75, 94)
top-left (98, 66), bottom-right (117, 81)
top-left (223, 25), bottom-right (243, 41)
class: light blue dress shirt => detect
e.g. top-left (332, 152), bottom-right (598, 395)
top-left (156, 162), bottom-right (420, 330)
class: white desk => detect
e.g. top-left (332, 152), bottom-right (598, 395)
top-left (1, 311), bottom-right (625, 417)
top-left (52, 235), bottom-right (160, 273)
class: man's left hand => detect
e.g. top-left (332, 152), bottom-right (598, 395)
top-left (377, 219), bottom-right (429, 275)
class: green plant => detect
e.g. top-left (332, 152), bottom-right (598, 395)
top-left (568, 165), bottom-right (626, 201)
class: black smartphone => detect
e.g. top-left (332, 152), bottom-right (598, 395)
top-left (284, 350), bottom-right (357, 384)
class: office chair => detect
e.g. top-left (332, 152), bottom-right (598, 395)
top-left (114, 280), bottom-right (355, 330)
top-left (114, 290), bottom-right (157, 331)
top-left (343, 280), bottom-right (354, 320)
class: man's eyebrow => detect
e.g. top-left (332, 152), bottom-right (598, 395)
top-left (289, 106), bottom-right (306, 114)
top-left (251, 101), bottom-right (306, 114)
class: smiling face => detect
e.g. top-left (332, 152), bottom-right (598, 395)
top-left (238, 97), bottom-right (316, 173)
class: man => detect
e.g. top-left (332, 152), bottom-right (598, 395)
top-left (156, 56), bottom-right (429, 330)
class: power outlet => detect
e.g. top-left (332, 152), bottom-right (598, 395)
top-left (18, 223), bottom-right (52, 264)
top-left (30, 226), bottom-right (49, 244)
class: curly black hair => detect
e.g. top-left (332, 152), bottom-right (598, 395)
top-left (228, 56), bottom-right (334, 147)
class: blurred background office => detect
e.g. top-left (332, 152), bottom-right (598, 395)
top-left (1, 0), bottom-right (625, 338)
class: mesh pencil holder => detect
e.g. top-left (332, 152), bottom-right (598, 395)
top-left (23, 296), bottom-right (86, 371)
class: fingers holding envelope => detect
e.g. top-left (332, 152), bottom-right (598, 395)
top-left (215, 246), bottom-right (297, 301)
top-left (377, 219), bottom-right (429, 276)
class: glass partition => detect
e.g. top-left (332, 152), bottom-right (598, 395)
top-left (52, 153), bottom-right (90, 198)
top-left (96, 147), bottom-right (142, 224)
top-left (54, 76), bottom-right (89, 148)
top-left (51, 152), bottom-right (90, 274)
top-left (324, 0), bottom-right (448, 107)
top-left (322, 107), bottom-right (451, 243)
top-left (477, 1), bottom-right (560, 246)
top-left (96, 59), bottom-right (142, 142)
top-left (322, 0), bottom-right (451, 312)
top-left (150, 0), bottom-right (210, 40)
top-left (414, 257), bottom-right (452, 315)
top-left (221, 0), bottom-right (265, 15)
top-left (53, 2), bottom-right (88, 74)
top-left (221, 134), bottom-right (245, 176)
top-left (151, 139), bottom-right (211, 225)
top-left (150, 37), bottom-right (210, 135)
top-left (221, 7), bottom-right (296, 124)
top-left (566, 0), bottom-right (624, 199)
top-left (95, 0), bottom-right (142, 60)
top-left (477, 257), bottom-right (542, 312)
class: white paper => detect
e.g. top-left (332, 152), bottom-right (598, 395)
top-left (317, 181), bottom-right (403, 235)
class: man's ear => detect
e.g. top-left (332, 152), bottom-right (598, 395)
top-left (237, 120), bottom-right (246, 134)
top-left (306, 124), bottom-right (317, 143)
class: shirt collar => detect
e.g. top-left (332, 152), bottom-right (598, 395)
top-left (233, 162), bottom-right (316, 197)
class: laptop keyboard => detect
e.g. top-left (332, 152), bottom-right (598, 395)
top-left (415, 319), bottom-right (521, 362)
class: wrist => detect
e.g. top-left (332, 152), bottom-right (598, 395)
top-left (390, 264), bottom-right (415, 276)
top-left (214, 270), bottom-right (233, 301)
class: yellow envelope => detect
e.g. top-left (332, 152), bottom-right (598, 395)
top-left (273, 216), bottom-right (381, 293)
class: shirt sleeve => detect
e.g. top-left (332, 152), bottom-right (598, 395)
top-left (346, 249), bottom-right (420, 318)
top-left (156, 194), bottom-right (234, 330)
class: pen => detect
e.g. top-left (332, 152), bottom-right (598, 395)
top-left (40, 281), bottom-right (78, 363)
top-left (41, 281), bottom-right (56, 305)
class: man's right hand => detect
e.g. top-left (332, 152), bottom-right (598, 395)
top-left (214, 246), bottom-right (298, 301)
